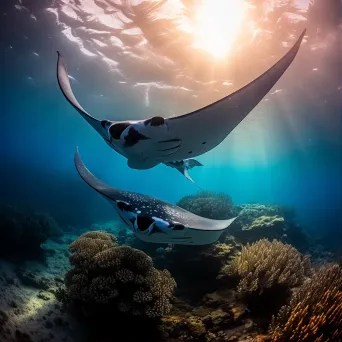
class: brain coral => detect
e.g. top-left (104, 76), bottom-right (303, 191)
top-left (269, 264), bottom-right (342, 341)
top-left (177, 191), bottom-right (236, 219)
top-left (221, 239), bottom-right (311, 295)
top-left (63, 231), bottom-right (176, 318)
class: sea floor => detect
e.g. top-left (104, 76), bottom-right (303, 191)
top-left (0, 235), bottom-right (85, 342)
top-left (0, 232), bottom-right (263, 342)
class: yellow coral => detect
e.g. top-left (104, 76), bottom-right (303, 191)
top-left (242, 215), bottom-right (284, 231)
top-left (69, 231), bottom-right (117, 268)
top-left (269, 264), bottom-right (342, 341)
top-left (222, 239), bottom-right (311, 294)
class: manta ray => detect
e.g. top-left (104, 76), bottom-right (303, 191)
top-left (57, 29), bottom-right (305, 180)
top-left (74, 148), bottom-right (236, 245)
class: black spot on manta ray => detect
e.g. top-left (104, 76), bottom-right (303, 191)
top-left (101, 120), bottom-right (109, 129)
top-left (172, 223), bottom-right (185, 231)
top-left (144, 116), bottom-right (165, 127)
top-left (188, 151), bottom-right (192, 154)
top-left (136, 215), bottom-right (154, 231)
top-left (124, 127), bottom-right (150, 147)
top-left (202, 142), bottom-right (206, 144)
top-left (117, 201), bottom-right (128, 211)
top-left (109, 122), bottom-right (130, 140)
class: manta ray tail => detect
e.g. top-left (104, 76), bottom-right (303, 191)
top-left (187, 158), bottom-right (203, 169)
top-left (176, 166), bottom-right (203, 191)
top-left (56, 52), bottom-right (107, 138)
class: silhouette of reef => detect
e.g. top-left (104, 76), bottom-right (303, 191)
top-left (0, 204), bottom-right (63, 260)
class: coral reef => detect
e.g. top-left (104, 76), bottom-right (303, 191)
top-left (158, 291), bottom-right (261, 341)
top-left (269, 263), bottom-right (342, 342)
top-left (156, 241), bottom-right (241, 302)
top-left (177, 191), bottom-right (236, 219)
top-left (219, 239), bottom-right (311, 321)
top-left (221, 239), bottom-right (311, 295)
top-left (230, 215), bottom-right (287, 243)
top-left (0, 204), bottom-right (62, 259)
top-left (60, 231), bottom-right (177, 318)
top-left (232, 204), bottom-right (310, 252)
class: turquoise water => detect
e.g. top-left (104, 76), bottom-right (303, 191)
top-left (2, 0), bottom-right (341, 245)
top-left (1, 1), bottom-right (342, 342)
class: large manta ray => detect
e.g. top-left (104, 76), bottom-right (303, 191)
top-left (74, 148), bottom-right (236, 245)
top-left (57, 29), bottom-right (305, 176)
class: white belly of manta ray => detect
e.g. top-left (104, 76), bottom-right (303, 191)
top-left (57, 29), bottom-right (306, 182)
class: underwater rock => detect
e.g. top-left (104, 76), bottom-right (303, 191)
top-left (0, 309), bottom-right (9, 328)
top-left (158, 293), bottom-right (258, 342)
top-left (16, 270), bottom-right (53, 290)
top-left (269, 263), bottom-right (342, 341)
top-left (37, 291), bottom-right (53, 301)
top-left (229, 215), bottom-right (287, 243)
top-left (231, 204), bottom-right (310, 252)
top-left (177, 191), bottom-right (236, 220)
top-left (59, 231), bottom-right (177, 319)
top-left (156, 241), bottom-right (241, 303)
top-left (15, 329), bottom-right (34, 342)
top-left (0, 205), bottom-right (63, 260)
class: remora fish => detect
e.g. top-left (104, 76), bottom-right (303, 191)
top-left (57, 29), bottom-right (305, 181)
top-left (74, 148), bottom-right (236, 245)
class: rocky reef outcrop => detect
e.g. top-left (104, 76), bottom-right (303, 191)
top-left (0, 204), bottom-right (63, 260)
top-left (177, 191), bottom-right (237, 219)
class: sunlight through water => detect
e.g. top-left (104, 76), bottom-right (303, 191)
top-left (191, 0), bottom-right (248, 58)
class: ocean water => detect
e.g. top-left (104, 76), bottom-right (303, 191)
top-left (1, 0), bottom-right (341, 341)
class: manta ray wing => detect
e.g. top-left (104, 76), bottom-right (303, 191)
top-left (74, 148), bottom-right (237, 245)
top-left (160, 29), bottom-right (306, 162)
top-left (56, 52), bottom-right (107, 138)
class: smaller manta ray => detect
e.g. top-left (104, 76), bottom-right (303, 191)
top-left (56, 29), bottom-right (306, 184)
top-left (74, 148), bottom-right (236, 245)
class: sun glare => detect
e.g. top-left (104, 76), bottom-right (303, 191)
top-left (192, 0), bottom-right (248, 58)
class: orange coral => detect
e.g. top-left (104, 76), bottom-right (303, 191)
top-left (269, 264), bottom-right (342, 341)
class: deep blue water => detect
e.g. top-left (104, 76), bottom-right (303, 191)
top-left (1, 0), bottom-right (341, 247)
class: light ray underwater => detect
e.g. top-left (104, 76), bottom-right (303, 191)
top-left (2, 0), bottom-right (341, 341)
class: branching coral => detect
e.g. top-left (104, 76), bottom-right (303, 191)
top-left (62, 231), bottom-right (176, 318)
top-left (221, 239), bottom-right (311, 295)
top-left (269, 264), bottom-right (342, 341)
top-left (177, 191), bottom-right (236, 219)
